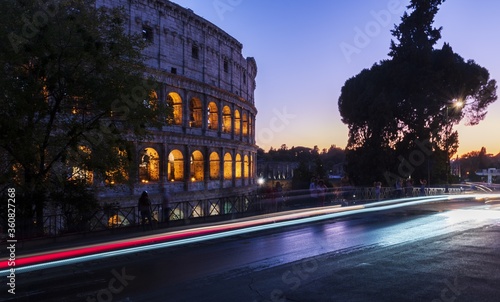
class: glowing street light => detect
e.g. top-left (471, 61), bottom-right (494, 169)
top-left (444, 98), bottom-right (465, 193)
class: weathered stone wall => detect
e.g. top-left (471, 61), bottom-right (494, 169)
top-left (97, 0), bottom-right (257, 103)
top-left (94, 0), bottom-right (259, 204)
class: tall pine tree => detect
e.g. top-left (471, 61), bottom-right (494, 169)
top-left (339, 0), bottom-right (497, 186)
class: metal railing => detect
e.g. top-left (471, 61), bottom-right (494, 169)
top-left (0, 186), bottom-right (465, 240)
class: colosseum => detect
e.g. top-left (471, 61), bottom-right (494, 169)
top-left (95, 0), bottom-right (259, 219)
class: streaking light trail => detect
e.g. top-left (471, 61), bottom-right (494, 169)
top-left (2, 193), bottom-right (499, 275)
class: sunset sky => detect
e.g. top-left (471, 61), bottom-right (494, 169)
top-left (174, 0), bottom-right (500, 156)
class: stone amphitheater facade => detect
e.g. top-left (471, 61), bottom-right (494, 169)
top-left (95, 0), bottom-right (258, 206)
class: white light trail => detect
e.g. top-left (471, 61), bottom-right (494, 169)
top-left (2, 193), bottom-right (499, 275)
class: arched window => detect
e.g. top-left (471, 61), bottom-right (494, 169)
top-left (190, 150), bottom-right (204, 181)
top-left (234, 109), bottom-right (241, 135)
top-left (189, 98), bottom-right (202, 128)
top-left (249, 115), bottom-right (253, 138)
top-left (168, 149), bottom-right (184, 181)
top-left (209, 152), bottom-right (220, 180)
top-left (222, 105), bottom-right (231, 133)
top-left (192, 44), bottom-right (199, 59)
top-left (166, 92), bottom-right (182, 125)
top-left (69, 145), bottom-right (93, 184)
top-left (250, 154), bottom-right (255, 179)
top-left (223, 152), bottom-right (233, 180)
top-left (242, 112), bottom-right (248, 136)
top-left (105, 147), bottom-right (129, 185)
top-left (207, 102), bottom-right (218, 130)
top-left (235, 153), bottom-right (242, 178)
top-left (244, 155), bottom-right (249, 178)
top-left (144, 90), bottom-right (159, 110)
top-left (139, 147), bottom-right (160, 182)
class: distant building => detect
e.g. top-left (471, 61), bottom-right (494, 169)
top-left (476, 168), bottom-right (500, 184)
top-left (257, 161), bottom-right (298, 180)
top-left (328, 163), bottom-right (344, 180)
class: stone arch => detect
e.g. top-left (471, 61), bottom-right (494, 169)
top-left (209, 151), bottom-right (220, 180)
top-left (244, 155), bottom-right (249, 178)
top-left (242, 112), bottom-right (248, 136)
top-left (235, 153), bottom-right (242, 178)
top-left (207, 101), bottom-right (219, 130)
top-left (189, 97), bottom-right (203, 128)
top-left (139, 147), bottom-right (160, 182)
top-left (234, 109), bottom-right (241, 135)
top-left (167, 92), bottom-right (182, 125)
top-left (250, 153), bottom-right (255, 179)
top-left (222, 105), bottom-right (232, 133)
top-left (145, 90), bottom-right (159, 110)
top-left (69, 145), bottom-right (94, 184)
top-left (168, 149), bottom-right (184, 181)
top-left (190, 150), bottom-right (204, 181)
top-left (249, 114), bottom-right (254, 138)
top-left (223, 152), bottom-right (233, 180)
top-left (106, 146), bottom-right (130, 185)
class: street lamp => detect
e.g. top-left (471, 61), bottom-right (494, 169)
top-left (444, 99), bottom-right (464, 193)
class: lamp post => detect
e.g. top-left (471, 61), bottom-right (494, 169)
top-left (444, 99), bottom-right (464, 193)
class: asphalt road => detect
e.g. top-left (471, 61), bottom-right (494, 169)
top-left (4, 199), bottom-right (500, 302)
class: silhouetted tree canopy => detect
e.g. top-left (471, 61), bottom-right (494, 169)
top-left (459, 147), bottom-right (500, 183)
top-left (0, 0), bottom-right (164, 229)
top-left (257, 145), bottom-right (346, 190)
top-left (338, 0), bottom-right (497, 186)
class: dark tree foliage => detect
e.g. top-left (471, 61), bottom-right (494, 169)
top-left (0, 0), bottom-right (164, 231)
top-left (389, 0), bottom-right (444, 59)
top-left (338, 0), bottom-right (497, 186)
top-left (258, 145), bottom-right (345, 190)
top-left (458, 147), bottom-right (500, 183)
top-left (49, 180), bottom-right (100, 233)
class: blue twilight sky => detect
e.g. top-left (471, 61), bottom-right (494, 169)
top-left (173, 0), bottom-right (500, 156)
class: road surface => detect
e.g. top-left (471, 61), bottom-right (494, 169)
top-left (3, 197), bottom-right (500, 301)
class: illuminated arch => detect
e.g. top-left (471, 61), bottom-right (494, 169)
top-left (190, 150), bottom-right (204, 181)
top-left (144, 90), bottom-right (158, 110)
top-left (189, 97), bottom-right (202, 128)
top-left (223, 152), bottom-right (233, 180)
top-left (234, 109), bottom-right (241, 135)
top-left (242, 112), bottom-right (248, 136)
top-left (209, 152), bottom-right (220, 180)
top-left (249, 115), bottom-right (254, 137)
top-left (222, 105), bottom-right (231, 133)
top-left (167, 92), bottom-right (182, 125)
top-left (243, 155), bottom-right (249, 178)
top-left (235, 153), bottom-right (242, 178)
top-left (207, 102), bottom-right (219, 130)
top-left (105, 147), bottom-right (129, 185)
top-left (139, 147), bottom-right (160, 182)
top-left (168, 149), bottom-right (184, 181)
top-left (70, 145), bottom-right (94, 184)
